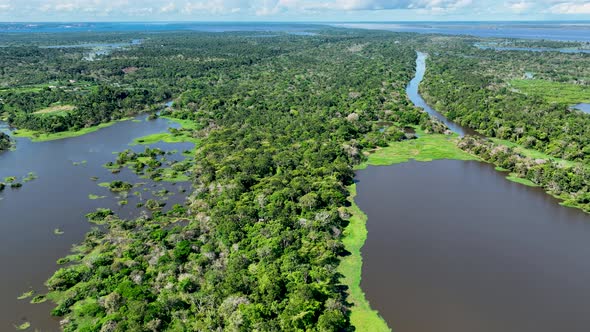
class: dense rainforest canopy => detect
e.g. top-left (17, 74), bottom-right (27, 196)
top-left (10, 29), bottom-right (436, 331)
top-left (4, 28), bottom-right (590, 331)
top-left (419, 37), bottom-right (590, 162)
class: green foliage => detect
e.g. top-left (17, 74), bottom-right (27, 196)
top-left (42, 28), bottom-right (432, 332)
top-left (420, 39), bottom-right (590, 163)
top-left (0, 132), bottom-right (12, 151)
top-left (85, 208), bottom-right (114, 222)
top-left (510, 79), bottom-right (590, 105)
top-left (459, 136), bottom-right (590, 212)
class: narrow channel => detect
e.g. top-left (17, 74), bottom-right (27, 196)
top-left (406, 52), bottom-right (476, 136)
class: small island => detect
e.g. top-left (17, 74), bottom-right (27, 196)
top-left (0, 132), bottom-right (12, 151)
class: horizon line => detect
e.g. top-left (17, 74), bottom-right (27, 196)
top-left (2, 19), bottom-right (590, 24)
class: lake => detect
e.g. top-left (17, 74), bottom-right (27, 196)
top-left (356, 160), bottom-right (590, 332)
top-left (0, 116), bottom-right (193, 331)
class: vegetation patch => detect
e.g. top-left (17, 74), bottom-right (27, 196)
top-left (338, 184), bottom-right (391, 332)
top-left (12, 118), bottom-right (132, 142)
top-left (14, 322), bottom-right (30, 330)
top-left (17, 290), bottom-right (34, 300)
top-left (30, 295), bottom-right (47, 304)
top-left (358, 129), bottom-right (477, 169)
top-left (510, 79), bottom-right (590, 105)
top-left (131, 117), bottom-right (200, 145)
top-left (33, 104), bottom-right (76, 115)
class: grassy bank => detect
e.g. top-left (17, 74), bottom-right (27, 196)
top-left (13, 118), bottom-right (131, 142)
top-left (341, 131), bottom-right (478, 331)
top-left (131, 117), bottom-right (200, 146)
top-left (358, 130), bottom-right (477, 170)
top-left (340, 132), bottom-right (589, 330)
top-left (338, 184), bottom-right (391, 332)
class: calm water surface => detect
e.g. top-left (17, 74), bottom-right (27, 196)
top-left (0, 116), bottom-right (193, 331)
top-left (574, 103), bottom-right (590, 114)
top-left (406, 52), bottom-right (475, 136)
top-left (356, 160), bottom-right (590, 332)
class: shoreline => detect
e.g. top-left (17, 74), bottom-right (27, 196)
top-left (12, 117), bottom-right (133, 142)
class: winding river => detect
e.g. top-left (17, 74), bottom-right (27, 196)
top-left (0, 116), bottom-right (193, 331)
top-left (357, 54), bottom-right (590, 331)
top-left (406, 52), bottom-right (475, 136)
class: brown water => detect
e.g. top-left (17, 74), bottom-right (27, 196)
top-left (356, 160), bottom-right (590, 332)
top-left (0, 116), bottom-right (193, 331)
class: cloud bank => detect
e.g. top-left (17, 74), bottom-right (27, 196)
top-left (0, 0), bottom-right (588, 20)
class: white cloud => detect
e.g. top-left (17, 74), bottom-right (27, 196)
top-left (0, 0), bottom-right (588, 20)
top-left (549, 1), bottom-right (590, 14)
top-left (505, 0), bottom-right (535, 13)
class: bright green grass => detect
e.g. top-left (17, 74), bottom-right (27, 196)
top-left (131, 117), bottom-right (200, 145)
top-left (131, 132), bottom-right (198, 145)
top-left (17, 290), bottom-right (34, 300)
top-left (510, 79), bottom-right (590, 105)
top-left (162, 116), bottom-right (200, 130)
top-left (338, 184), bottom-right (391, 332)
top-left (358, 130), bottom-right (477, 170)
top-left (13, 118), bottom-right (132, 142)
top-left (14, 322), bottom-right (30, 330)
top-left (506, 174), bottom-right (539, 187)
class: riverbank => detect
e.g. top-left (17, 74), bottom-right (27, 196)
top-left (341, 130), bottom-right (479, 331)
top-left (340, 127), bottom-right (585, 330)
top-left (131, 117), bottom-right (200, 145)
top-left (338, 184), bottom-right (391, 332)
top-left (358, 129), bottom-right (477, 170)
top-left (12, 118), bottom-right (132, 142)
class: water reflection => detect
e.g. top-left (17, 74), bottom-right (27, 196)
top-left (357, 160), bottom-right (590, 332)
top-left (0, 116), bottom-right (193, 330)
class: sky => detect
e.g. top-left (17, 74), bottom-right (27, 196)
top-left (0, 0), bottom-right (589, 22)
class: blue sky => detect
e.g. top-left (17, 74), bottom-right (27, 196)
top-left (0, 0), bottom-right (589, 21)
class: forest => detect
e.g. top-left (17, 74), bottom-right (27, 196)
top-left (17, 29), bottom-right (437, 331)
top-left (419, 38), bottom-right (590, 162)
top-left (4, 26), bottom-right (590, 331)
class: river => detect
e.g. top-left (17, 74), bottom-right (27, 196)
top-left (356, 53), bottom-right (590, 331)
top-left (0, 116), bottom-right (193, 331)
top-left (406, 52), bottom-right (475, 136)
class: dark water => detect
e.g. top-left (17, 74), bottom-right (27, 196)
top-left (0, 116), bottom-right (193, 331)
top-left (334, 22), bottom-right (590, 42)
top-left (356, 160), bottom-right (590, 332)
top-left (574, 103), bottom-right (590, 114)
top-left (406, 52), bottom-right (475, 136)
